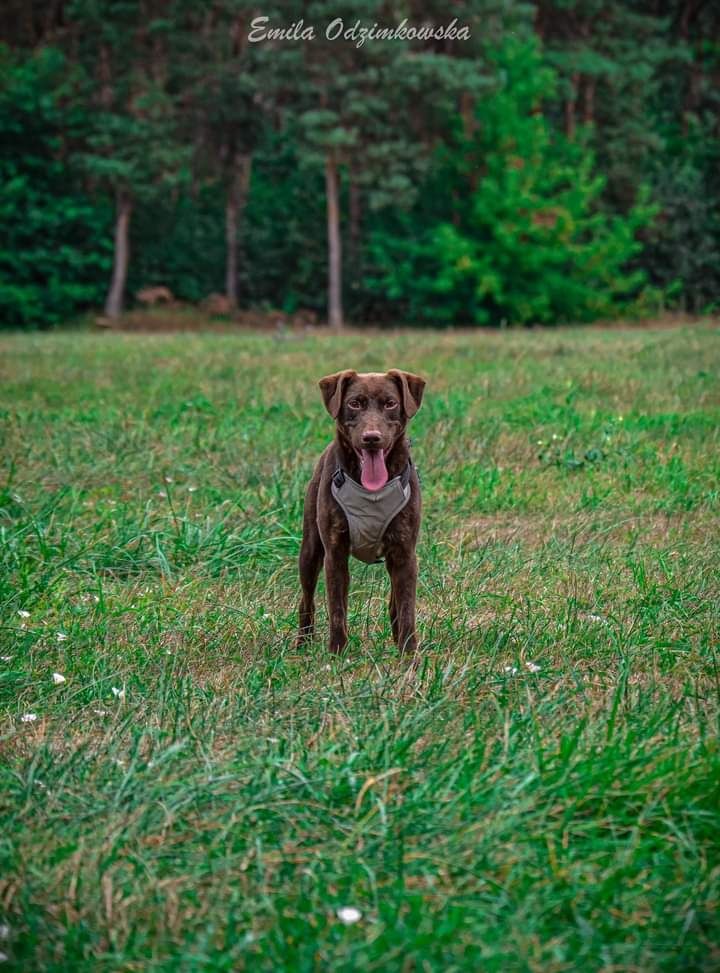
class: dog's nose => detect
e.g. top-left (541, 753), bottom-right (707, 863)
top-left (361, 429), bottom-right (383, 447)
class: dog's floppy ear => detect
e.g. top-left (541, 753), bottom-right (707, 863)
top-left (388, 369), bottom-right (426, 418)
top-left (318, 369), bottom-right (357, 418)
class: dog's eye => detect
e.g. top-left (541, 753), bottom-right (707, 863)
top-left (347, 399), bottom-right (362, 410)
top-left (384, 399), bottom-right (399, 410)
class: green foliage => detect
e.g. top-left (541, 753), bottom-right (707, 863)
top-left (67, 0), bottom-right (191, 200)
top-left (126, 139), bottom-right (330, 311)
top-left (643, 121), bottom-right (720, 313)
top-left (127, 189), bottom-right (227, 303)
top-left (536, 0), bottom-right (720, 313)
top-left (367, 40), bottom-right (656, 325)
top-left (0, 46), bottom-right (111, 327)
top-left (1, 0), bottom-right (719, 325)
top-left (243, 141), bottom-right (328, 313)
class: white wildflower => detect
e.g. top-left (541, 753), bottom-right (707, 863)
top-left (187, 486), bottom-right (197, 492)
top-left (157, 490), bottom-right (167, 499)
top-left (111, 686), bottom-right (126, 700)
top-left (56, 632), bottom-right (68, 642)
top-left (52, 672), bottom-right (66, 685)
top-left (503, 666), bottom-right (518, 676)
top-left (336, 906), bottom-right (362, 925)
top-left (526, 662), bottom-right (541, 673)
top-left (1, 656), bottom-right (12, 663)
top-left (0, 924), bottom-right (8, 940)
top-left (93, 709), bottom-right (108, 717)
top-left (17, 610), bottom-right (30, 619)
top-left (21, 713), bottom-right (38, 723)
top-left (164, 476), bottom-right (173, 483)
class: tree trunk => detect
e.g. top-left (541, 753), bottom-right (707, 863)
top-left (459, 90), bottom-right (476, 138)
top-left (325, 155), bottom-right (343, 329)
top-left (225, 153), bottom-right (252, 308)
top-left (565, 72), bottom-right (580, 139)
top-left (348, 173), bottom-right (361, 275)
top-left (104, 190), bottom-right (132, 318)
top-left (583, 78), bottom-right (595, 125)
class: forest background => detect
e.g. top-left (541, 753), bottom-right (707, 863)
top-left (1, 1), bottom-right (719, 330)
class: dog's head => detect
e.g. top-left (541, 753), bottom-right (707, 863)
top-left (318, 369), bottom-right (426, 490)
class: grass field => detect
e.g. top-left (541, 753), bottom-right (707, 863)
top-left (1, 324), bottom-right (719, 972)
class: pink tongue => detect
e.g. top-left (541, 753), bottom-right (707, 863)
top-left (360, 449), bottom-right (388, 491)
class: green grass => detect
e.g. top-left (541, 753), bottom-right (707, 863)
top-left (1, 324), bottom-right (719, 972)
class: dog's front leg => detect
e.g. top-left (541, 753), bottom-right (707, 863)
top-left (325, 550), bottom-right (350, 653)
top-left (297, 528), bottom-right (324, 647)
top-left (387, 551), bottom-right (418, 656)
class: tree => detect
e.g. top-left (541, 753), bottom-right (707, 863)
top-left (65, 0), bottom-right (189, 317)
top-left (367, 37), bottom-right (656, 324)
top-left (181, 2), bottom-right (268, 309)
top-left (535, 1), bottom-right (671, 209)
top-left (272, 0), bottom-right (500, 328)
top-left (0, 45), bottom-right (110, 327)
top-left (640, 0), bottom-right (720, 309)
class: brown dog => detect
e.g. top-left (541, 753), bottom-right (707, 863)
top-left (296, 369), bottom-right (426, 655)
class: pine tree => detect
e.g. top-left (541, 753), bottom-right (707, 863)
top-left (65, 0), bottom-right (190, 317)
top-left (368, 37), bottom-right (656, 324)
top-left (272, 0), bottom-right (504, 327)
top-left (534, 1), bottom-right (671, 208)
top-left (180, 2), bottom-right (269, 309)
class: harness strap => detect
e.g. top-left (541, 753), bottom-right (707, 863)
top-left (330, 458), bottom-right (414, 564)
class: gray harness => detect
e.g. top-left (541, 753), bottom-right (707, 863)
top-left (331, 462), bottom-right (412, 563)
